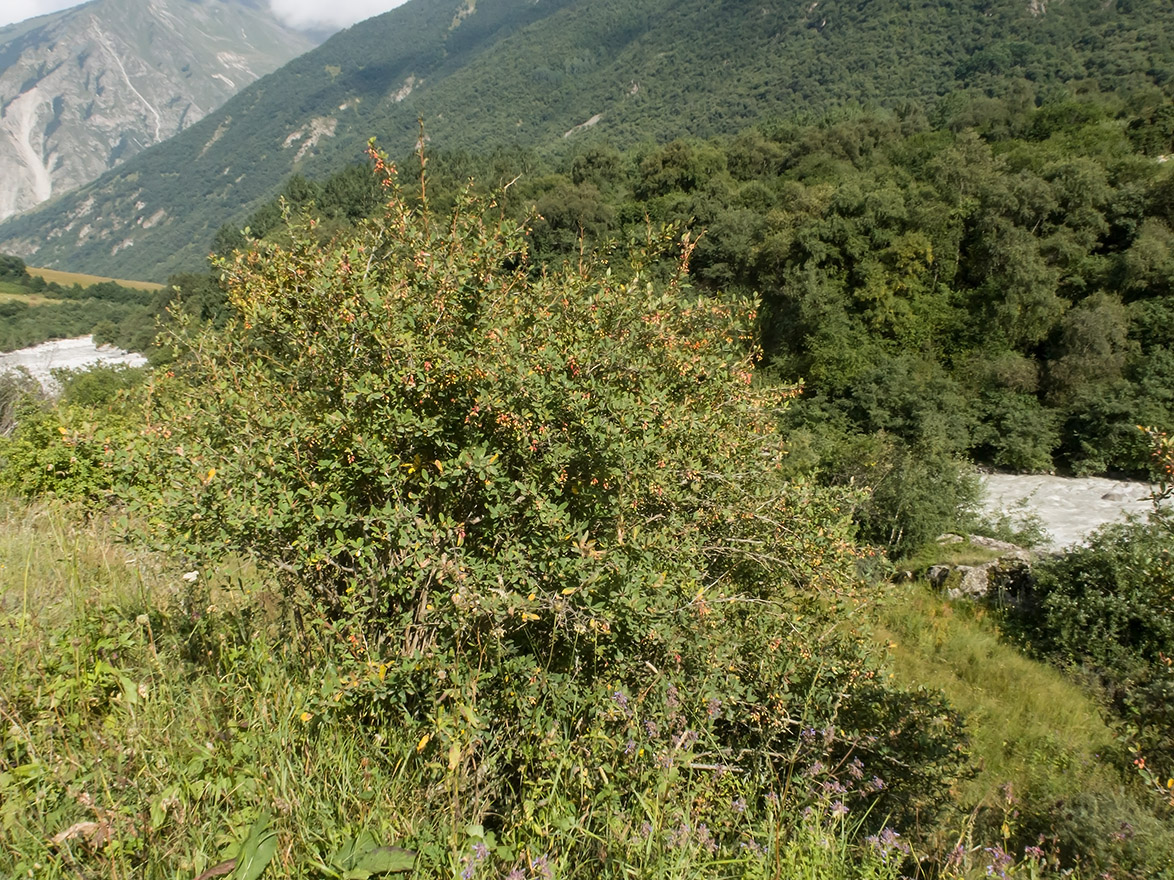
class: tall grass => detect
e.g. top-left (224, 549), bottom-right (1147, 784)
top-left (0, 497), bottom-right (909, 879)
top-left (875, 582), bottom-right (1174, 876)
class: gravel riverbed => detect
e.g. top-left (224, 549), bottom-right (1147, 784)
top-left (0, 336), bottom-right (147, 390)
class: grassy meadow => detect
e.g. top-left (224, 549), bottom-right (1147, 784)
top-left (876, 584), bottom-right (1174, 872)
top-left (26, 267), bottom-right (164, 292)
top-left (0, 289), bottom-right (53, 306)
top-left (1, 498), bottom-right (918, 880)
top-left (5, 497), bottom-right (1171, 878)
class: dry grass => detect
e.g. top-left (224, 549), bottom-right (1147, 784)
top-left (27, 266), bottom-right (164, 291)
top-left (0, 290), bottom-right (54, 305)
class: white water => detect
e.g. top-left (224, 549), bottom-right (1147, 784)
top-left (0, 336), bottom-right (147, 390)
top-left (980, 472), bottom-right (1157, 549)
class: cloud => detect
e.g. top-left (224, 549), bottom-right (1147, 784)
top-left (0, 0), bottom-right (411, 33)
top-left (266, 0), bottom-right (410, 31)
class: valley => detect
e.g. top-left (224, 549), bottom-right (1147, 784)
top-left (1, 0), bottom-right (1173, 877)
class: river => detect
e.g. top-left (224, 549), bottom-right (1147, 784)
top-left (980, 471), bottom-right (1157, 549)
top-left (0, 335), bottom-right (147, 391)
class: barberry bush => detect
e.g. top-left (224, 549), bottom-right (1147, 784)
top-left (138, 145), bottom-right (965, 834)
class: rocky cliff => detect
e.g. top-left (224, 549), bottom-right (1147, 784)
top-left (0, 0), bottom-right (316, 223)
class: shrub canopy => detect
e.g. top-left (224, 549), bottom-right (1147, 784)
top-left (141, 151), bottom-right (965, 826)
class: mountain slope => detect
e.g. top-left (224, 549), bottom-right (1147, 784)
top-left (2, 0), bottom-right (1172, 281)
top-left (0, 0), bottom-right (316, 223)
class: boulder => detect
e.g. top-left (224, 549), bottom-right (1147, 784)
top-left (926, 535), bottom-right (1033, 602)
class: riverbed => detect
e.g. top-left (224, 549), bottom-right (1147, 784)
top-left (0, 335), bottom-right (147, 390)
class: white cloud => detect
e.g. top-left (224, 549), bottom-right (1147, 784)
top-left (266, 0), bottom-right (410, 31)
top-left (0, 0), bottom-right (411, 33)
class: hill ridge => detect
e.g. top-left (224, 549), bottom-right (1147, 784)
top-left (1, 0), bottom-right (1172, 280)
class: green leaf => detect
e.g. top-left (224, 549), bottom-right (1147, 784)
top-left (233, 813), bottom-right (278, 880)
top-left (353, 846), bottom-right (415, 875)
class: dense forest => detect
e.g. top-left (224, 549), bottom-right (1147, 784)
top-left (5, 0), bottom-right (1174, 280)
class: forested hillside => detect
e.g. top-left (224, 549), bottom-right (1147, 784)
top-left (2, 0), bottom-right (1173, 279)
top-left (119, 97), bottom-right (1166, 552)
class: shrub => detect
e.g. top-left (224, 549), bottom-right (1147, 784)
top-left (1019, 516), bottom-right (1174, 812)
top-left (0, 399), bottom-right (140, 504)
top-left (140, 148), bottom-right (967, 833)
top-left (0, 367), bottom-right (40, 437)
top-left (0, 366), bottom-right (151, 504)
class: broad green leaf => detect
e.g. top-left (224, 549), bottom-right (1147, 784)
top-left (354, 846), bottom-right (415, 875)
top-left (233, 813), bottom-right (278, 880)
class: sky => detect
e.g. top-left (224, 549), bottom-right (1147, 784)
top-left (0, 0), bottom-right (410, 32)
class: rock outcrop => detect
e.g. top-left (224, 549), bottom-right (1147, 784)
top-left (0, 0), bottom-right (316, 223)
top-left (926, 534), bottom-right (1034, 601)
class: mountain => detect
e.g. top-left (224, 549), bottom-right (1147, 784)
top-left (2, 0), bottom-right (1172, 281)
top-left (0, 0), bottom-right (316, 223)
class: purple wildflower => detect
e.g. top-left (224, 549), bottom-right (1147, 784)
top-left (697, 823), bottom-right (717, 854)
top-left (731, 796), bottom-right (747, 814)
top-left (530, 854), bottom-right (553, 880)
top-left (830, 801), bottom-right (849, 818)
top-left (666, 685), bottom-right (680, 710)
top-left (507, 871), bottom-right (525, 880)
top-left (983, 845), bottom-right (1012, 880)
top-left (946, 844), bottom-right (965, 868)
top-left (866, 828), bottom-right (908, 862)
top-left (739, 839), bottom-right (766, 857)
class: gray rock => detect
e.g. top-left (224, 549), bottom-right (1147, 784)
top-left (0, 0), bottom-right (316, 224)
top-left (927, 535), bottom-right (1033, 601)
